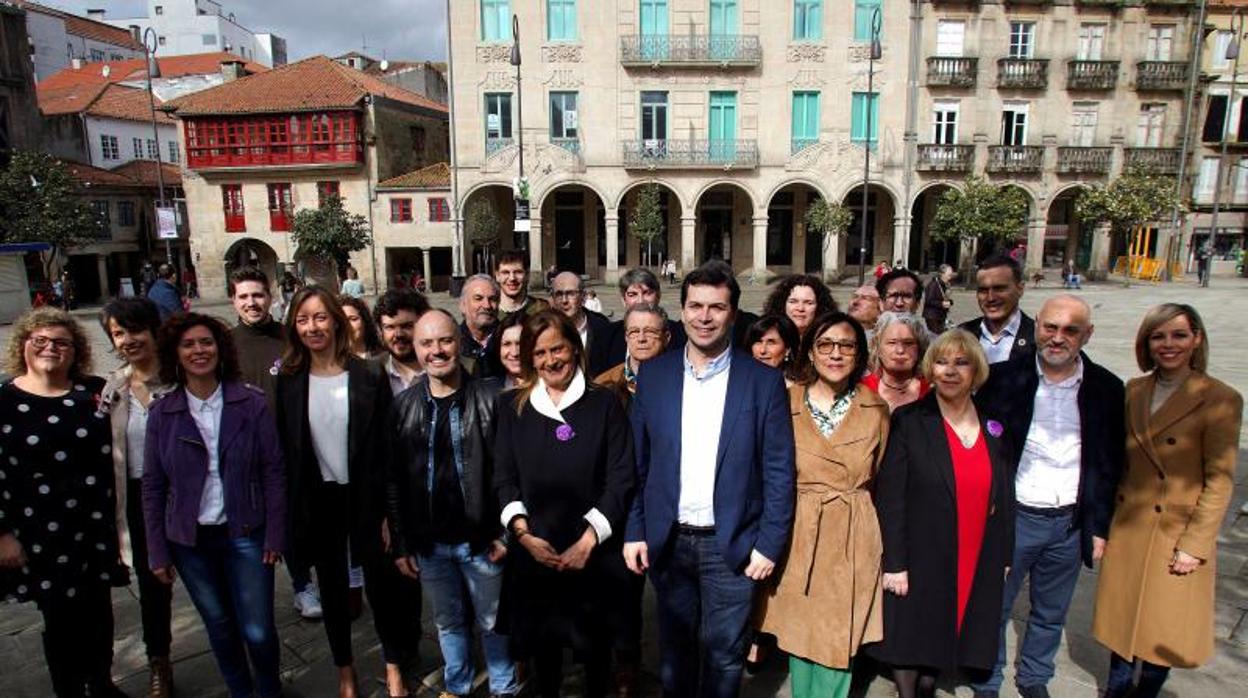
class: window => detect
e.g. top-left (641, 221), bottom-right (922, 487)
top-left (100, 134), bottom-right (119, 160)
top-left (548, 0), bottom-right (577, 41)
top-left (133, 137), bottom-right (143, 159)
top-left (641, 91), bottom-right (668, 142)
top-left (147, 139), bottom-right (159, 160)
top-left (1078, 24), bottom-right (1106, 61)
top-left (708, 91), bottom-right (738, 161)
top-left (155, 5), bottom-right (163, 15)
top-left (791, 91), bottom-right (820, 151)
top-left (709, 0), bottom-right (738, 60)
top-left (794, 0), bottom-right (822, 41)
top-left (429, 198), bottom-right (451, 222)
top-left (1147, 25), bottom-right (1174, 61)
top-left (117, 201), bottom-right (136, 227)
top-left (167, 141), bottom-right (179, 163)
top-left (853, 0), bottom-right (881, 43)
top-left (90, 49), bottom-right (105, 62)
top-left (850, 92), bottom-right (879, 146)
top-left (184, 113), bottom-right (362, 168)
top-left (481, 0), bottom-right (511, 42)
top-left (411, 126), bottom-right (426, 158)
top-left (549, 91), bottom-right (579, 146)
top-left (223, 184), bottom-right (245, 232)
top-left (1213, 30), bottom-right (1234, 69)
top-left (390, 198), bottom-right (413, 223)
top-left (1009, 22), bottom-right (1035, 59)
top-left (933, 100), bottom-right (958, 144)
top-left (935, 20), bottom-right (964, 57)
top-left (158, 36), bottom-right (166, 47)
top-left (267, 183), bottom-right (293, 231)
top-left (485, 93), bottom-right (513, 149)
top-left (1196, 156), bottom-right (1220, 203)
top-left (1071, 103), bottom-right (1098, 147)
top-left (203, 34), bottom-right (218, 46)
top-left (1204, 94), bottom-right (1229, 143)
top-left (1002, 104), bottom-right (1028, 145)
top-left (1137, 104), bottom-right (1166, 146)
top-left (317, 181), bottom-right (340, 206)
top-left (91, 200), bottom-right (110, 237)
top-left (1235, 157), bottom-right (1248, 203)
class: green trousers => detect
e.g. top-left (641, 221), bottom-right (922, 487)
top-left (789, 655), bottom-right (853, 698)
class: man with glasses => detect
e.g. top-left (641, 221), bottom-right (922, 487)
top-left (960, 254), bottom-right (1034, 365)
top-left (875, 268), bottom-right (924, 315)
top-left (606, 268), bottom-right (686, 366)
top-left (373, 289), bottom-right (431, 395)
top-left (550, 271), bottom-right (615, 376)
top-left (494, 251), bottom-right (548, 323)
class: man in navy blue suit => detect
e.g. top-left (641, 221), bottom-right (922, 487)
top-left (624, 261), bottom-right (795, 698)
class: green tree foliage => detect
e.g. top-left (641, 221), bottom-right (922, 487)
top-left (628, 183), bottom-right (665, 266)
top-left (290, 194), bottom-right (371, 279)
top-left (0, 151), bottom-right (98, 276)
top-left (1074, 164), bottom-right (1183, 239)
top-left (930, 176), bottom-right (1029, 257)
top-left (804, 197), bottom-right (854, 255)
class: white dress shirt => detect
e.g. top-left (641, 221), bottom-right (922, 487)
top-left (186, 385), bottom-right (227, 525)
top-left (1016, 358), bottom-right (1084, 508)
top-left (678, 345), bottom-right (732, 527)
top-left (308, 372), bottom-right (351, 484)
top-left (979, 309), bottom-right (1023, 365)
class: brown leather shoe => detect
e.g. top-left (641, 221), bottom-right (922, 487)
top-left (148, 656), bottom-right (174, 698)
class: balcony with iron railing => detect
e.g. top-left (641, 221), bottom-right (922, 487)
top-left (1143, 0), bottom-right (1197, 8)
top-left (998, 58), bottom-right (1049, 89)
top-left (1123, 147), bottom-right (1182, 173)
top-left (1067, 60), bottom-right (1119, 90)
top-left (1057, 146), bottom-right (1113, 174)
top-left (1136, 61), bottom-right (1189, 91)
top-left (927, 56), bottom-right (978, 87)
top-left (620, 35), bottom-right (762, 67)
top-left (917, 144), bottom-right (975, 172)
top-left (622, 139), bottom-right (759, 169)
top-left (1075, 0), bottom-right (1125, 7)
top-left (987, 145), bottom-right (1045, 173)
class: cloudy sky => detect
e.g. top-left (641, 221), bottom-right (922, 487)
top-left (50, 0), bottom-right (449, 62)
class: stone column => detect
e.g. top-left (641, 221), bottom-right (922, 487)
top-left (680, 216), bottom-right (697, 273)
top-left (421, 248), bottom-right (432, 291)
top-left (822, 231), bottom-right (841, 282)
top-left (751, 216), bottom-right (769, 280)
top-left (1089, 223), bottom-right (1111, 279)
top-left (528, 218), bottom-right (543, 289)
top-left (1025, 217), bottom-right (1046, 275)
top-left (605, 214), bottom-right (620, 283)
top-left (893, 215), bottom-right (911, 268)
top-left (96, 254), bottom-right (110, 299)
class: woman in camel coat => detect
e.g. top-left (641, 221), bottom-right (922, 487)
top-left (759, 312), bottom-right (888, 698)
top-left (1092, 304), bottom-right (1243, 697)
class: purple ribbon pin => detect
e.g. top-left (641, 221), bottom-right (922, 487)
top-left (555, 424), bottom-right (575, 442)
top-left (986, 420), bottom-right (1004, 438)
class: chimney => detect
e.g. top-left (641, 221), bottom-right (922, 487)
top-left (72, 57), bottom-right (83, 70)
top-left (220, 60), bottom-right (246, 82)
top-left (86, 9), bottom-right (106, 21)
top-left (130, 26), bottom-right (141, 44)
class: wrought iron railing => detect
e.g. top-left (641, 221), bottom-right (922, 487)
top-left (1067, 60), bottom-right (1119, 90)
top-left (620, 35), bottom-right (762, 66)
top-left (917, 144), bottom-right (975, 172)
top-left (987, 145), bottom-right (1045, 173)
top-left (622, 139), bottom-right (759, 169)
top-left (485, 137), bottom-right (514, 157)
top-left (1136, 61), bottom-right (1189, 91)
top-left (1123, 147), bottom-right (1182, 174)
top-left (551, 138), bottom-right (581, 156)
top-left (927, 56), bottom-right (978, 87)
top-left (1057, 146), bottom-right (1113, 174)
top-left (998, 58), bottom-right (1049, 89)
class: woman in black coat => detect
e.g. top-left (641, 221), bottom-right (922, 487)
top-left (275, 286), bottom-right (418, 698)
top-left (871, 330), bottom-right (1015, 697)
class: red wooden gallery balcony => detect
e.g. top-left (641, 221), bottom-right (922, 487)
top-left (185, 112), bottom-right (364, 170)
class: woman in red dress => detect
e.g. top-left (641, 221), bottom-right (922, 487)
top-left (871, 329), bottom-right (1015, 697)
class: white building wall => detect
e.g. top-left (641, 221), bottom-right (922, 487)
top-left (85, 116), bottom-right (180, 169)
top-left (104, 0), bottom-right (283, 67)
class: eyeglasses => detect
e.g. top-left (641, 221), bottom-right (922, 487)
top-left (625, 328), bottom-right (664, 340)
top-left (884, 292), bottom-right (915, 302)
top-left (551, 290), bottom-right (581, 300)
top-left (28, 335), bottom-right (74, 351)
top-left (813, 339), bottom-right (858, 356)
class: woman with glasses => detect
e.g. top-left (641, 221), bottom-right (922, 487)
top-left (0, 308), bottom-right (128, 697)
top-left (862, 312), bottom-right (931, 411)
top-left (763, 275), bottom-right (837, 340)
top-left (871, 330), bottom-right (1014, 697)
top-left (758, 312), bottom-right (889, 698)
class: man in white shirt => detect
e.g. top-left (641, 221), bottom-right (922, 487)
top-left (960, 254), bottom-right (1035, 365)
top-left (973, 296), bottom-right (1125, 698)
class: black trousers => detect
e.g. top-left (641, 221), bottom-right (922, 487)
top-left (38, 583), bottom-right (115, 697)
top-left (126, 478), bottom-right (173, 659)
top-left (310, 482), bottom-right (421, 667)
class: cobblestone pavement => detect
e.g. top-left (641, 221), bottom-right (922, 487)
top-left (2, 275), bottom-right (1246, 697)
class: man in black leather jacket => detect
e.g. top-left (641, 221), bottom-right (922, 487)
top-left (386, 308), bottom-right (519, 697)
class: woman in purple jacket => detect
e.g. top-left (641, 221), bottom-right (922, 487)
top-left (142, 313), bottom-right (287, 698)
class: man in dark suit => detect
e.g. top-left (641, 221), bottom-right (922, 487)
top-left (550, 271), bottom-right (616, 376)
top-left (972, 295), bottom-right (1125, 698)
top-left (624, 262), bottom-right (795, 698)
top-left (960, 254), bottom-right (1035, 364)
top-left (606, 267), bottom-right (687, 366)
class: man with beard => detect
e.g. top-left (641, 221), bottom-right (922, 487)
top-left (961, 254), bottom-right (1034, 365)
top-left (494, 251), bottom-right (548, 323)
top-left (373, 289), bottom-right (431, 395)
top-left (550, 271), bottom-right (616, 376)
top-left (459, 274), bottom-right (505, 378)
top-left (228, 267), bottom-right (323, 620)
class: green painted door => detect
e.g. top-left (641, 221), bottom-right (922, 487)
top-left (709, 0), bottom-right (738, 59)
top-left (640, 0), bottom-right (668, 59)
top-left (709, 91), bottom-right (737, 162)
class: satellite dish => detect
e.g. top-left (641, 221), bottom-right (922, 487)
top-left (380, 59), bottom-right (389, 71)
top-left (102, 65), bottom-right (111, 78)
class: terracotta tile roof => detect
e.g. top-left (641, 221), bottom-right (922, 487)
top-left (65, 161), bottom-right (145, 189)
top-left (38, 82), bottom-right (176, 124)
top-left (165, 55), bottom-right (449, 117)
top-left (110, 160), bottom-right (182, 188)
top-left (37, 82), bottom-right (108, 116)
top-left (64, 159), bottom-right (182, 189)
top-left (377, 162), bottom-right (450, 190)
top-left (38, 52), bottom-right (266, 91)
top-left (11, 1), bottom-right (144, 51)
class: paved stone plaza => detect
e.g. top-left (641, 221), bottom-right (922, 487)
top-left (2, 275), bottom-right (1246, 697)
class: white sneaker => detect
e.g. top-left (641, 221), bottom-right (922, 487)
top-left (294, 585), bottom-right (323, 619)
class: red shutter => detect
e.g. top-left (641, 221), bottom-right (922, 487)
top-left (268, 183), bottom-right (293, 231)
top-left (222, 184), bottom-right (245, 232)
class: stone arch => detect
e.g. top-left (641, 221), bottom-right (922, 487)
top-left (223, 238), bottom-right (280, 288)
top-left (693, 178), bottom-right (761, 215)
top-left (839, 183), bottom-right (899, 270)
top-left (909, 183), bottom-right (962, 271)
top-left (534, 178), bottom-right (613, 217)
top-left (615, 180), bottom-right (686, 270)
top-left (765, 179), bottom-right (832, 275)
top-left (693, 181), bottom-right (758, 273)
top-left (538, 182), bottom-right (608, 277)
top-left (614, 178), bottom-right (689, 213)
top-left (763, 177), bottom-right (831, 209)
top-left (1045, 184), bottom-right (1096, 271)
top-left (460, 183), bottom-right (517, 274)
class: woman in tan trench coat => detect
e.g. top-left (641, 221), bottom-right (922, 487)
top-left (1093, 304), bottom-right (1243, 698)
top-left (760, 312), bottom-right (889, 698)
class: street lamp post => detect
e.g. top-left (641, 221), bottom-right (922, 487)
top-left (510, 14), bottom-right (527, 251)
top-left (858, 7), bottom-right (883, 286)
top-left (1205, 8), bottom-right (1243, 288)
top-left (142, 27), bottom-right (172, 266)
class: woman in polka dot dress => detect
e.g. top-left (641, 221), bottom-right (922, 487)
top-left (0, 307), bottom-right (128, 698)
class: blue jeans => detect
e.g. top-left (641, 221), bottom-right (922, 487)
top-left (651, 530), bottom-right (755, 698)
top-left (417, 542), bottom-right (517, 696)
top-left (1106, 652), bottom-right (1170, 697)
top-left (170, 525), bottom-right (282, 698)
top-left (975, 506), bottom-right (1082, 693)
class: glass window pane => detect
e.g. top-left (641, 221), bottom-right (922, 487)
top-left (854, 0), bottom-right (881, 42)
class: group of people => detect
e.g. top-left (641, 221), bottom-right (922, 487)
top-left (0, 249), bottom-right (1240, 698)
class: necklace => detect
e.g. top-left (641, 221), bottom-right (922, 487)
top-left (880, 374), bottom-right (914, 391)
